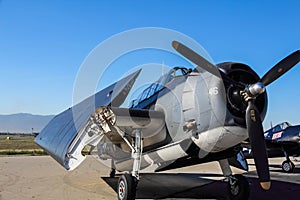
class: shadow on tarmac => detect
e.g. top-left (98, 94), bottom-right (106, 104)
top-left (103, 172), bottom-right (300, 199)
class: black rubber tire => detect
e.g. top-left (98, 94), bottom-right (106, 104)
top-left (117, 174), bottom-right (137, 200)
top-left (228, 174), bottom-right (250, 200)
top-left (282, 160), bottom-right (295, 173)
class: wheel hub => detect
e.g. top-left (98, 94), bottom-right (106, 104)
top-left (118, 180), bottom-right (126, 199)
top-left (283, 162), bottom-right (291, 171)
top-left (231, 185), bottom-right (239, 196)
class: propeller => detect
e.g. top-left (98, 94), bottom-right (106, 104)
top-left (172, 41), bottom-right (245, 88)
top-left (245, 99), bottom-right (270, 190)
top-left (172, 40), bottom-right (300, 190)
top-left (172, 41), bottom-right (220, 77)
top-left (261, 50), bottom-right (300, 86)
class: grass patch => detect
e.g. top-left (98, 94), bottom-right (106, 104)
top-left (0, 134), bottom-right (46, 155)
top-left (0, 134), bottom-right (91, 156)
top-left (0, 149), bottom-right (48, 156)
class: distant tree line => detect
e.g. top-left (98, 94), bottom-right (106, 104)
top-left (0, 132), bottom-right (38, 136)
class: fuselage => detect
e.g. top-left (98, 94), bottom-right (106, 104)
top-left (98, 64), bottom-right (267, 172)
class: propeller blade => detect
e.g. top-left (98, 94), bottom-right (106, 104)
top-left (261, 50), bottom-right (300, 86)
top-left (172, 41), bottom-right (221, 77)
top-left (246, 100), bottom-right (271, 190)
top-left (172, 41), bottom-right (245, 88)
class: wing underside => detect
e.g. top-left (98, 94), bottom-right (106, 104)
top-left (35, 70), bottom-right (143, 170)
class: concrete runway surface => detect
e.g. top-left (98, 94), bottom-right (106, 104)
top-left (0, 155), bottom-right (299, 200)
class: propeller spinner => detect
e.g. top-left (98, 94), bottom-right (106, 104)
top-left (172, 40), bottom-right (300, 190)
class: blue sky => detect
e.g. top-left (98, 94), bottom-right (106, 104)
top-left (1, 0), bottom-right (300, 129)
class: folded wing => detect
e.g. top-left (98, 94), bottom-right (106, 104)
top-left (35, 70), bottom-right (141, 170)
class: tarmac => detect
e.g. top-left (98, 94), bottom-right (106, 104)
top-left (0, 155), bottom-right (299, 200)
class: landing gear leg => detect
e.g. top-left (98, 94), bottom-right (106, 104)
top-left (110, 159), bottom-right (116, 178)
top-left (117, 129), bottom-right (142, 200)
top-left (281, 149), bottom-right (295, 173)
top-left (219, 159), bottom-right (249, 200)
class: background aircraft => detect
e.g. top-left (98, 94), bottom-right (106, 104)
top-left (244, 122), bottom-right (300, 173)
top-left (35, 41), bottom-right (300, 200)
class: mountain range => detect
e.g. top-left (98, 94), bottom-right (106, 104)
top-left (0, 113), bottom-right (54, 134)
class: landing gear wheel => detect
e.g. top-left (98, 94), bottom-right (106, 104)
top-left (228, 174), bottom-right (249, 200)
top-left (282, 160), bottom-right (295, 173)
top-left (117, 174), bottom-right (137, 200)
top-left (110, 169), bottom-right (116, 178)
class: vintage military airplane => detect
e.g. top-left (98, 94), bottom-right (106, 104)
top-left (244, 122), bottom-right (300, 173)
top-left (35, 40), bottom-right (300, 200)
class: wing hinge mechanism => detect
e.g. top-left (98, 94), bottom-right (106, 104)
top-left (94, 106), bottom-right (143, 179)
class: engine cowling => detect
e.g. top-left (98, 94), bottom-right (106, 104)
top-left (217, 62), bottom-right (268, 126)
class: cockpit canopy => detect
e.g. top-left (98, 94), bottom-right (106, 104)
top-left (130, 67), bottom-right (190, 108)
top-left (265, 122), bottom-right (291, 135)
top-left (271, 122), bottom-right (291, 133)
